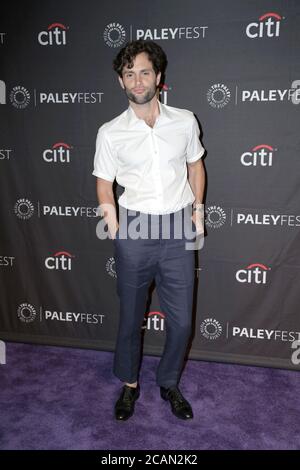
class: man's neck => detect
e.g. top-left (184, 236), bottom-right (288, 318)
top-left (129, 97), bottom-right (160, 126)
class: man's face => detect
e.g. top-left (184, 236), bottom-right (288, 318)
top-left (118, 52), bottom-right (161, 105)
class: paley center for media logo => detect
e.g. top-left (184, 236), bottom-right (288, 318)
top-left (17, 303), bottom-right (105, 325)
top-left (103, 22), bottom-right (126, 48)
top-left (207, 83), bottom-right (231, 108)
top-left (200, 318), bottom-right (223, 340)
top-left (205, 205), bottom-right (227, 229)
top-left (103, 22), bottom-right (208, 47)
top-left (246, 12), bottom-right (284, 39)
top-left (14, 198), bottom-right (99, 218)
top-left (17, 303), bottom-right (37, 323)
top-left (38, 22), bottom-right (69, 46)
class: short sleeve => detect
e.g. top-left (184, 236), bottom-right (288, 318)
top-left (92, 125), bottom-right (117, 182)
top-left (186, 116), bottom-right (205, 163)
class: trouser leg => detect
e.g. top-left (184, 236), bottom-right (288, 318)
top-left (155, 209), bottom-right (195, 388)
top-left (113, 232), bottom-right (158, 383)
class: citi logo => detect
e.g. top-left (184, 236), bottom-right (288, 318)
top-left (241, 144), bottom-right (276, 166)
top-left (45, 251), bottom-right (75, 270)
top-left (142, 311), bottom-right (165, 332)
top-left (236, 263), bottom-right (270, 284)
top-left (43, 142), bottom-right (72, 163)
top-left (246, 12), bottom-right (283, 39)
top-left (158, 83), bottom-right (171, 105)
top-left (38, 23), bottom-right (68, 45)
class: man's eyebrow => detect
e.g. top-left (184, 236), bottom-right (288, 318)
top-left (123, 68), bottom-right (152, 73)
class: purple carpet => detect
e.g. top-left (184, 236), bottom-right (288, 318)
top-left (0, 342), bottom-right (300, 450)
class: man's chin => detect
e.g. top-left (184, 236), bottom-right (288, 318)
top-left (126, 90), bottom-right (156, 105)
top-left (130, 93), bottom-right (150, 104)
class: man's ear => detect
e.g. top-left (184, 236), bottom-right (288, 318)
top-left (118, 76), bottom-right (125, 90)
top-left (156, 72), bottom-right (161, 86)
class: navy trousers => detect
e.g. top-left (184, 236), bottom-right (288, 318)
top-left (113, 205), bottom-right (196, 388)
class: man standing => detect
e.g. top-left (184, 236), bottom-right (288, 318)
top-left (93, 40), bottom-right (205, 421)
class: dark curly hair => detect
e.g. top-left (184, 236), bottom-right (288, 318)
top-left (113, 40), bottom-right (168, 79)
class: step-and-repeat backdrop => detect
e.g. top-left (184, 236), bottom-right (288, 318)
top-left (1, 0), bottom-right (300, 369)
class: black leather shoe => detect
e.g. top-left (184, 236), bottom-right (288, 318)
top-left (160, 386), bottom-right (193, 420)
top-left (115, 384), bottom-right (140, 421)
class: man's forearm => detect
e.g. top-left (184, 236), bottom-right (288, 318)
top-left (188, 160), bottom-right (205, 207)
top-left (96, 178), bottom-right (118, 238)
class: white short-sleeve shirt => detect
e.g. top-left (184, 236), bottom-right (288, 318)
top-left (92, 100), bottom-right (205, 215)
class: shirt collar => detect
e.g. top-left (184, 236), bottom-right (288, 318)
top-left (126, 99), bottom-right (170, 127)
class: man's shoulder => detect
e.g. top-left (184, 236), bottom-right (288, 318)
top-left (97, 109), bottom-right (128, 134)
top-left (161, 102), bottom-right (195, 122)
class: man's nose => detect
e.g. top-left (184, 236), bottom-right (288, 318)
top-left (135, 75), bottom-right (142, 86)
